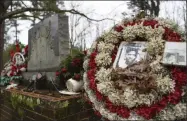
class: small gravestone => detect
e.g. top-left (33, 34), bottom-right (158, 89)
top-left (23, 14), bottom-right (69, 81)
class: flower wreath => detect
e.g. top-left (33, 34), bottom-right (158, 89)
top-left (0, 41), bottom-right (28, 85)
top-left (83, 17), bottom-right (187, 121)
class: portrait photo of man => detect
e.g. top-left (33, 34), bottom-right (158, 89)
top-left (124, 47), bottom-right (139, 65)
top-left (164, 53), bottom-right (178, 64)
top-left (114, 42), bottom-right (146, 69)
top-left (162, 42), bottom-right (186, 66)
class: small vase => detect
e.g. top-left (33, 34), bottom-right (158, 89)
top-left (66, 78), bottom-right (83, 92)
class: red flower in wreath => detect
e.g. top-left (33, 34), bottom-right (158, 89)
top-left (114, 25), bottom-right (123, 32)
top-left (61, 68), bottom-right (67, 73)
top-left (74, 74), bottom-right (81, 80)
top-left (83, 50), bottom-right (87, 55)
top-left (164, 27), bottom-right (181, 42)
top-left (72, 58), bottom-right (81, 66)
top-left (143, 20), bottom-right (158, 28)
top-left (55, 71), bottom-right (60, 76)
top-left (24, 45), bottom-right (28, 54)
top-left (94, 111), bottom-right (102, 117)
top-left (95, 89), bottom-right (103, 101)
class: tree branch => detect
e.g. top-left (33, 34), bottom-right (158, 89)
top-left (0, 7), bottom-right (113, 22)
top-left (9, 14), bottom-right (43, 21)
top-left (20, 1), bottom-right (28, 8)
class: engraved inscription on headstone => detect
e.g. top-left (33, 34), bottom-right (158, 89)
top-left (27, 14), bottom-right (69, 71)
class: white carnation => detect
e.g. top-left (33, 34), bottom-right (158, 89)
top-left (174, 103), bottom-right (186, 118)
top-left (103, 30), bottom-right (121, 44)
top-left (95, 52), bottom-right (112, 66)
top-left (97, 82), bottom-right (113, 95)
top-left (97, 41), bottom-right (115, 54)
top-left (122, 25), bottom-right (136, 41)
top-left (156, 75), bottom-right (175, 93)
top-left (108, 91), bottom-right (122, 105)
top-left (83, 72), bottom-right (88, 90)
top-left (95, 67), bottom-right (112, 82)
top-left (138, 93), bottom-right (156, 106)
top-left (146, 37), bottom-right (165, 55)
top-left (83, 59), bottom-right (89, 71)
top-left (158, 102), bottom-right (186, 120)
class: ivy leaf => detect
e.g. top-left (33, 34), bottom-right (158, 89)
top-left (62, 101), bottom-right (69, 108)
top-left (29, 98), bottom-right (34, 110)
top-left (26, 98), bottom-right (30, 107)
top-left (18, 95), bottom-right (22, 102)
top-left (36, 98), bottom-right (40, 105)
top-left (18, 108), bottom-right (24, 119)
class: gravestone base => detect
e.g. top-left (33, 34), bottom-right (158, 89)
top-left (22, 72), bottom-right (56, 81)
top-left (22, 71), bottom-right (66, 90)
top-left (0, 87), bottom-right (95, 121)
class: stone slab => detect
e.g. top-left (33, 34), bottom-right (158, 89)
top-left (27, 14), bottom-right (69, 72)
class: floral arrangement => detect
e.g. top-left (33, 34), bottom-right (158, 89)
top-left (83, 16), bottom-right (187, 120)
top-left (0, 41), bottom-right (28, 85)
top-left (55, 48), bottom-right (86, 88)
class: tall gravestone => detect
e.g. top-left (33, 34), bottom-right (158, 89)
top-left (23, 14), bottom-right (69, 80)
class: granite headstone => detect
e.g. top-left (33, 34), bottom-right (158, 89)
top-left (23, 14), bottom-right (69, 80)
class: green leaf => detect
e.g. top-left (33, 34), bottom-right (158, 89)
top-left (29, 98), bottom-right (34, 109)
top-left (18, 108), bottom-right (24, 118)
top-left (26, 98), bottom-right (30, 106)
top-left (62, 101), bottom-right (69, 108)
top-left (18, 95), bottom-right (22, 102)
top-left (36, 98), bottom-right (40, 105)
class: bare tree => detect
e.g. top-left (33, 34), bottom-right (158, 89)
top-left (184, 1), bottom-right (187, 40)
top-left (68, 1), bottom-right (95, 53)
top-left (163, 1), bottom-right (186, 40)
top-left (128, 0), bottom-right (160, 17)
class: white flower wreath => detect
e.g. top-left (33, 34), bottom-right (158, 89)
top-left (84, 17), bottom-right (186, 120)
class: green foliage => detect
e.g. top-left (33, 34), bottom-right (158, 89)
top-left (18, 108), bottom-right (24, 119)
top-left (3, 43), bottom-right (15, 65)
top-left (10, 93), bottom-right (40, 110)
top-left (0, 76), bottom-right (22, 86)
top-left (57, 100), bottom-right (69, 108)
top-left (10, 93), bottom-right (42, 119)
top-left (10, 92), bottom-right (71, 119)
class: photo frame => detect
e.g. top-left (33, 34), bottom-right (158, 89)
top-left (162, 42), bottom-right (186, 66)
top-left (113, 41), bottom-right (147, 69)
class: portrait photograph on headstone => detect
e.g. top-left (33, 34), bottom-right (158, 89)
top-left (113, 41), bottom-right (147, 69)
top-left (162, 42), bottom-right (186, 66)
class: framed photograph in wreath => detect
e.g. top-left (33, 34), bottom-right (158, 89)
top-left (113, 41), bottom-right (147, 69)
top-left (162, 42), bottom-right (186, 66)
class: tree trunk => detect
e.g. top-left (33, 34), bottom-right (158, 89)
top-left (0, 20), bottom-right (5, 73)
top-left (184, 2), bottom-right (187, 41)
